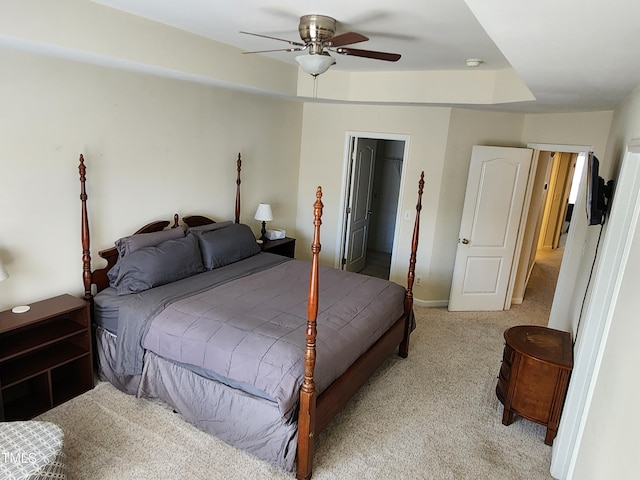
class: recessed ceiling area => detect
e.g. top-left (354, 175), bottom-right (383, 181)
top-left (3, 0), bottom-right (640, 113)
top-left (91, 0), bottom-right (513, 73)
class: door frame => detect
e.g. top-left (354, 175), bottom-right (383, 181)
top-left (551, 139), bottom-right (640, 478)
top-left (448, 143), bottom-right (591, 312)
top-left (336, 131), bottom-right (411, 274)
top-left (525, 143), bottom-right (593, 323)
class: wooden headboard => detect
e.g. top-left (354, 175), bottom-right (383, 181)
top-left (79, 153), bottom-right (243, 300)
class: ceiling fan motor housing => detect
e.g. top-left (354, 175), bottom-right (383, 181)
top-left (240, 13), bottom-right (400, 65)
top-left (299, 14), bottom-right (336, 54)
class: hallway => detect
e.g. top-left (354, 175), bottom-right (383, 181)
top-left (517, 246), bottom-right (564, 320)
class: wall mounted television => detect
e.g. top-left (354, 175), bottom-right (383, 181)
top-left (586, 153), bottom-right (613, 226)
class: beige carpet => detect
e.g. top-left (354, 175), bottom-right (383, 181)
top-left (36, 251), bottom-right (561, 479)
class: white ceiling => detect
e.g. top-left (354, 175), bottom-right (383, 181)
top-left (91, 0), bottom-right (640, 113)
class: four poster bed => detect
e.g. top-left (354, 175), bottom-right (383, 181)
top-left (78, 153), bottom-right (424, 480)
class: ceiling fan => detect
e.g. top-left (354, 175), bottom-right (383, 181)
top-left (240, 14), bottom-right (401, 76)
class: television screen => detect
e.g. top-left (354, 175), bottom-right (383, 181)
top-left (586, 153), bottom-right (607, 225)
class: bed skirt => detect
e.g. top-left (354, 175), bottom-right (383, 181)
top-left (95, 326), bottom-right (141, 396)
top-left (95, 326), bottom-right (298, 472)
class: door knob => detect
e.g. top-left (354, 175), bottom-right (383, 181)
top-left (461, 238), bottom-right (470, 245)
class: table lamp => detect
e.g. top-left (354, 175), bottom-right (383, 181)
top-left (0, 259), bottom-right (30, 313)
top-left (254, 203), bottom-right (273, 241)
top-left (0, 259), bottom-right (8, 283)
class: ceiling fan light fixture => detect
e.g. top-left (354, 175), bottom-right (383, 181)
top-left (295, 54), bottom-right (336, 76)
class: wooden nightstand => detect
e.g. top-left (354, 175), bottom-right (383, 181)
top-left (0, 294), bottom-right (94, 420)
top-left (261, 237), bottom-right (296, 258)
top-left (496, 325), bottom-right (573, 445)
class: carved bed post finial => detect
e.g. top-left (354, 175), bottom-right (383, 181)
top-left (297, 185), bottom-right (323, 480)
top-left (400, 171), bottom-right (424, 358)
top-left (407, 171), bottom-right (424, 295)
top-left (79, 154), bottom-right (92, 302)
top-left (306, 186), bottom-right (323, 371)
top-left (235, 153), bottom-right (242, 224)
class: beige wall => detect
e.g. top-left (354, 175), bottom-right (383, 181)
top-left (0, 0), bottom-right (299, 97)
top-left (522, 111), bottom-right (613, 155)
top-left (0, 0), bottom-right (617, 311)
top-left (0, 42), bottom-right (618, 314)
top-left (295, 102), bottom-right (452, 301)
top-left (295, 67), bottom-right (534, 105)
top-left (570, 86), bottom-right (640, 480)
top-left (293, 103), bottom-right (616, 306)
top-left (430, 108), bottom-right (526, 303)
top-left (0, 47), bottom-right (302, 310)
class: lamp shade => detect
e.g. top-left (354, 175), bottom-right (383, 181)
top-left (295, 54), bottom-right (336, 76)
top-left (0, 260), bottom-right (8, 282)
top-left (254, 203), bottom-right (273, 222)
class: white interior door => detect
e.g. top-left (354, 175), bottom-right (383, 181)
top-left (449, 145), bottom-right (533, 311)
top-left (344, 138), bottom-right (376, 272)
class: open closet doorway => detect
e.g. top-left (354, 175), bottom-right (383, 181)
top-left (338, 133), bottom-right (408, 280)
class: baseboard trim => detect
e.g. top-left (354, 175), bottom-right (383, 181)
top-left (414, 298), bottom-right (448, 308)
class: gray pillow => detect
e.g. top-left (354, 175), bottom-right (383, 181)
top-left (193, 223), bottom-right (261, 270)
top-left (187, 220), bottom-right (233, 233)
top-left (108, 234), bottom-right (204, 295)
top-left (115, 227), bottom-right (185, 258)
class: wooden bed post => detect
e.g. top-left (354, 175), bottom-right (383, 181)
top-left (399, 171), bottom-right (424, 358)
top-left (297, 186), bottom-right (323, 480)
top-left (79, 154), bottom-right (92, 302)
top-left (235, 153), bottom-right (241, 224)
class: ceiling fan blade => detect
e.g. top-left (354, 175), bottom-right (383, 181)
top-left (325, 32), bottom-right (368, 47)
top-left (335, 47), bottom-right (401, 62)
top-left (239, 31), bottom-right (305, 47)
top-left (242, 47), bottom-right (306, 54)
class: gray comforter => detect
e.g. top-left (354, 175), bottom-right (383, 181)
top-left (97, 253), bottom-right (288, 376)
top-left (96, 252), bottom-right (406, 421)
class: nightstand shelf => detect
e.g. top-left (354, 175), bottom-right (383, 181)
top-left (0, 294), bottom-right (94, 420)
top-left (0, 318), bottom-right (86, 361)
top-left (261, 236), bottom-right (296, 258)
